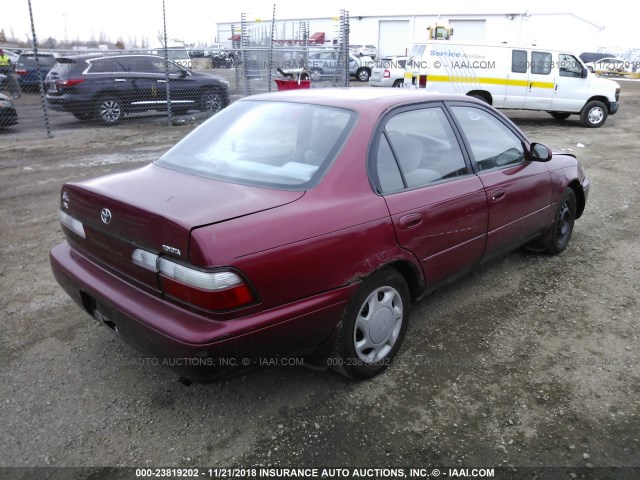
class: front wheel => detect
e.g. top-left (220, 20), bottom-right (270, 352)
top-left (544, 188), bottom-right (577, 254)
top-left (580, 100), bottom-right (607, 128)
top-left (332, 268), bottom-right (410, 379)
top-left (356, 68), bottom-right (371, 82)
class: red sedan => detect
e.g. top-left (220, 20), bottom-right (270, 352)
top-left (50, 88), bottom-right (589, 382)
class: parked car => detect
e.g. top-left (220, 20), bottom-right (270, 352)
top-left (370, 56), bottom-right (408, 87)
top-left (306, 51), bottom-right (373, 81)
top-left (585, 57), bottom-right (629, 76)
top-left (50, 88), bottom-right (589, 383)
top-left (45, 53), bottom-right (229, 125)
top-left (15, 51), bottom-right (57, 90)
top-left (0, 92), bottom-right (18, 128)
top-left (350, 44), bottom-right (377, 59)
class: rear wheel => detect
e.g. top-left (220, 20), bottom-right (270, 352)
top-left (468, 92), bottom-right (490, 104)
top-left (95, 95), bottom-right (123, 126)
top-left (332, 268), bottom-right (410, 379)
top-left (392, 79), bottom-right (404, 88)
top-left (199, 89), bottom-right (223, 114)
top-left (580, 100), bottom-right (607, 128)
top-left (310, 68), bottom-right (323, 81)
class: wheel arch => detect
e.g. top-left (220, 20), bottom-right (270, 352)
top-left (383, 259), bottom-right (425, 301)
top-left (584, 95), bottom-right (611, 111)
top-left (466, 90), bottom-right (493, 105)
top-left (568, 179), bottom-right (586, 219)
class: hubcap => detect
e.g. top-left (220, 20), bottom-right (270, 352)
top-left (353, 286), bottom-right (403, 363)
top-left (588, 106), bottom-right (604, 125)
top-left (205, 94), bottom-right (221, 112)
top-left (100, 100), bottom-right (120, 122)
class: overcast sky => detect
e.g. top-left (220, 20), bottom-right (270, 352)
top-left (3, 0), bottom-right (637, 49)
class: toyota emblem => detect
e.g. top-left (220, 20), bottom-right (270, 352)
top-left (100, 208), bottom-right (112, 224)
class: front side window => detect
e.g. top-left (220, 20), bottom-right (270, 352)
top-left (374, 107), bottom-right (467, 193)
top-left (450, 106), bottom-right (525, 171)
top-left (157, 101), bottom-right (355, 189)
top-left (559, 54), bottom-right (582, 77)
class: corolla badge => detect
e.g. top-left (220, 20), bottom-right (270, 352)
top-left (100, 208), bottom-right (112, 224)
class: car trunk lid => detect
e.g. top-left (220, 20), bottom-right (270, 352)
top-left (60, 163), bottom-right (304, 290)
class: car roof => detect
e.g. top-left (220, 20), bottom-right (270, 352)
top-left (54, 53), bottom-right (168, 62)
top-left (243, 88), bottom-right (478, 112)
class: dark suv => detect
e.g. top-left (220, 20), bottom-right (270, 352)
top-left (46, 53), bottom-right (229, 125)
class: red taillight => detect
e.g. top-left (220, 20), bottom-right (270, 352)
top-left (383, 69), bottom-right (391, 78)
top-left (418, 75), bottom-right (427, 88)
top-left (131, 249), bottom-right (256, 311)
top-left (161, 276), bottom-right (254, 311)
top-left (15, 69), bottom-right (27, 75)
top-left (58, 79), bottom-right (85, 87)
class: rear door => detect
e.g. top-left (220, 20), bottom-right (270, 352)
top-left (448, 104), bottom-right (552, 260)
top-left (372, 103), bottom-right (488, 288)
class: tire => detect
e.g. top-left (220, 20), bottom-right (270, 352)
top-left (310, 68), bottom-right (323, 81)
top-left (580, 100), bottom-right (607, 128)
top-left (332, 268), bottom-right (410, 379)
top-left (550, 112), bottom-right (571, 121)
top-left (392, 79), bottom-right (404, 88)
top-left (199, 89), bottom-right (223, 114)
top-left (544, 188), bottom-right (577, 254)
top-left (356, 68), bottom-right (371, 82)
top-left (95, 95), bottom-right (123, 126)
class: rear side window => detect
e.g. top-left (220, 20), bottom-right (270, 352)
top-left (87, 58), bottom-right (126, 73)
top-left (511, 50), bottom-right (527, 73)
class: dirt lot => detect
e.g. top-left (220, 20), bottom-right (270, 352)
top-left (0, 78), bottom-right (639, 479)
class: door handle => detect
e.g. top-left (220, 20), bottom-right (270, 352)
top-left (399, 213), bottom-right (423, 229)
top-left (491, 189), bottom-right (506, 201)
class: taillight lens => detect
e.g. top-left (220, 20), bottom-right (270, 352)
top-left (58, 209), bottom-right (86, 238)
top-left (15, 69), bottom-right (27, 75)
top-left (132, 249), bottom-right (255, 311)
top-left (383, 69), bottom-right (391, 78)
top-left (419, 75), bottom-right (427, 88)
top-left (58, 79), bottom-right (85, 88)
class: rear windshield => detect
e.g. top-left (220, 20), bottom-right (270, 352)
top-left (156, 100), bottom-right (356, 190)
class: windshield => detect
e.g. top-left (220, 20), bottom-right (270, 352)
top-left (156, 100), bottom-right (356, 189)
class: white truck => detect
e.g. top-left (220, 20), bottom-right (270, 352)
top-left (404, 42), bottom-right (621, 127)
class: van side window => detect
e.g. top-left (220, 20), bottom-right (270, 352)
top-left (511, 50), bottom-right (527, 73)
top-left (559, 54), bottom-right (582, 78)
top-left (531, 51), bottom-right (552, 75)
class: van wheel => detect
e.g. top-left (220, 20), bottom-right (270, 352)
top-left (580, 100), bottom-right (607, 128)
top-left (550, 112), bottom-right (571, 121)
top-left (392, 79), bottom-right (404, 88)
top-left (331, 268), bottom-right (410, 379)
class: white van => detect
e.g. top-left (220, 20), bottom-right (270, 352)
top-left (404, 42), bottom-right (620, 127)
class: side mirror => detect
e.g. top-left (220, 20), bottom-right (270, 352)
top-left (582, 67), bottom-right (589, 78)
top-left (530, 142), bottom-right (552, 161)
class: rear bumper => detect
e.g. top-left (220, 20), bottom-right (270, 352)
top-left (50, 242), bottom-right (354, 382)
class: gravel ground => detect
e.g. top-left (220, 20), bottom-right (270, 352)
top-left (0, 78), bottom-right (638, 480)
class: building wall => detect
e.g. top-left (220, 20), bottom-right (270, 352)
top-left (217, 13), bottom-right (602, 55)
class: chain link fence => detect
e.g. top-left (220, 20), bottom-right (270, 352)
top-left (1, 5), bottom-right (355, 139)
